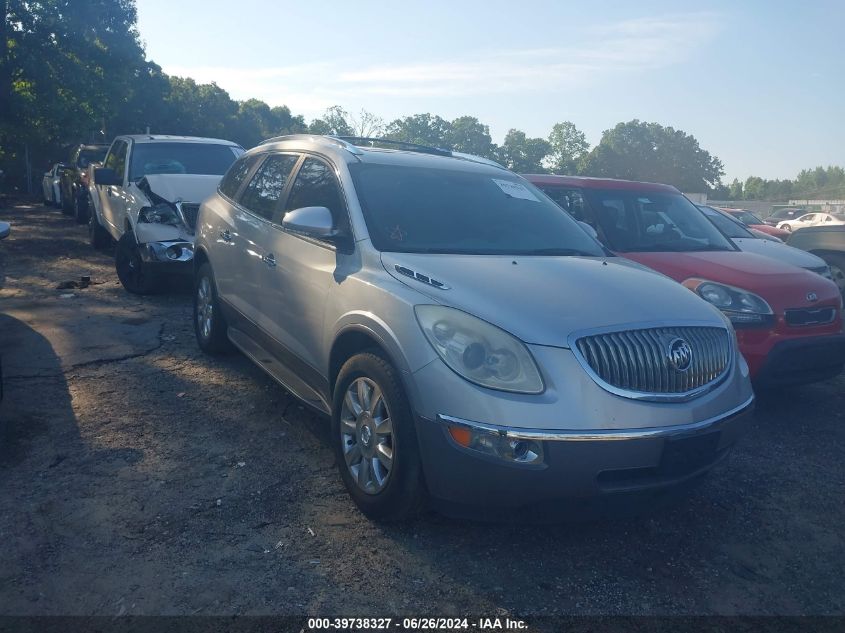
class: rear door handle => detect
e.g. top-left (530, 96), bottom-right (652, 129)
top-left (219, 229), bottom-right (232, 242)
top-left (263, 253), bottom-right (276, 267)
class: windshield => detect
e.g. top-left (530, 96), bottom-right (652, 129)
top-left (128, 143), bottom-right (240, 181)
top-left (729, 210), bottom-right (764, 225)
top-left (349, 164), bottom-right (606, 256)
top-left (698, 206), bottom-right (754, 239)
top-left (577, 189), bottom-right (736, 253)
top-left (78, 148), bottom-right (107, 168)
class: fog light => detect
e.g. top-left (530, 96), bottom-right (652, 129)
top-left (447, 423), bottom-right (543, 465)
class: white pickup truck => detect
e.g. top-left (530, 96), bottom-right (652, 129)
top-left (89, 134), bottom-right (243, 294)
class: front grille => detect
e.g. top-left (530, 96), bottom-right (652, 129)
top-left (179, 203), bottom-right (200, 231)
top-left (573, 326), bottom-right (731, 400)
top-left (785, 307), bottom-right (836, 327)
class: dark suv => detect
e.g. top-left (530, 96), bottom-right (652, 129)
top-left (763, 207), bottom-right (804, 227)
top-left (59, 144), bottom-right (108, 222)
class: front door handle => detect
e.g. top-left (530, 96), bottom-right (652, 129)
top-left (263, 253), bottom-right (276, 268)
top-left (219, 229), bottom-right (232, 242)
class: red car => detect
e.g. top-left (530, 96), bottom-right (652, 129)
top-left (525, 175), bottom-right (845, 386)
top-left (721, 208), bottom-right (791, 241)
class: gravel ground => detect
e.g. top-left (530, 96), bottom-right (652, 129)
top-left (0, 201), bottom-right (843, 619)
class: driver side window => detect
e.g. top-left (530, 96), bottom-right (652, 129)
top-left (284, 157), bottom-right (349, 234)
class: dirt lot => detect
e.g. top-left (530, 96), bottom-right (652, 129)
top-left (0, 201), bottom-right (843, 619)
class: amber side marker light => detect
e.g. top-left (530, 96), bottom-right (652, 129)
top-left (448, 425), bottom-right (472, 447)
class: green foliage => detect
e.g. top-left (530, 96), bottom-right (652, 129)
top-left (496, 129), bottom-right (550, 173)
top-left (308, 106), bottom-right (354, 137)
top-left (547, 121), bottom-right (588, 174)
top-left (579, 120), bottom-right (724, 191)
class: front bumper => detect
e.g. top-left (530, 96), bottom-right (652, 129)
top-left (753, 333), bottom-right (845, 387)
top-left (415, 395), bottom-right (753, 511)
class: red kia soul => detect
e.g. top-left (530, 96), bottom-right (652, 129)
top-left (525, 175), bottom-right (845, 386)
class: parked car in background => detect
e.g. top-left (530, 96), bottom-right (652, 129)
top-left (193, 135), bottom-right (755, 520)
top-left (527, 175), bottom-right (845, 387)
top-left (90, 135), bottom-right (243, 294)
top-left (763, 207), bottom-right (805, 227)
top-left (59, 144), bottom-right (108, 222)
top-left (697, 205), bottom-right (833, 279)
top-left (722, 208), bottom-right (790, 240)
top-left (41, 163), bottom-right (65, 207)
top-left (777, 212), bottom-right (845, 233)
top-left (787, 225), bottom-right (845, 297)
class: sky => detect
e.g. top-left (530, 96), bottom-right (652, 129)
top-left (135, 0), bottom-right (845, 182)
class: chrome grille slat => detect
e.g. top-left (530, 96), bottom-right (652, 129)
top-left (574, 326), bottom-right (731, 400)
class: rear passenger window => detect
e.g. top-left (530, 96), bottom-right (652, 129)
top-left (219, 154), bottom-right (259, 200)
top-left (284, 157), bottom-right (347, 230)
top-left (239, 154), bottom-right (300, 220)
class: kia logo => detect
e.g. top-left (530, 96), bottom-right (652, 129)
top-left (667, 338), bottom-right (693, 372)
top-left (807, 292), bottom-right (818, 302)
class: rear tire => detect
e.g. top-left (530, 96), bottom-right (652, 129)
top-left (332, 351), bottom-right (425, 521)
top-left (73, 192), bottom-right (89, 224)
top-left (88, 204), bottom-right (111, 249)
top-left (115, 232), bottom-right (160, 295)
top-left (194, 262), bottom-right (233, 354)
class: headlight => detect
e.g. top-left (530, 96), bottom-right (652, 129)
top-left (683, 278), bottom-right (773, 325)
top-left (415, 305), bottom-right (544, 393)
top-left (812, 265), bottom-right (833, 281)
top-left (138, 203), bottom-right (181, 226)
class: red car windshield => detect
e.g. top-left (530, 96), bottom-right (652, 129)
top-left (541, 185), bottom-right (736, 253)
top-left (729, 210), bottom-right (765, 226)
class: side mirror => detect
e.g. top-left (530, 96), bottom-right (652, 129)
top-left (0, 222), bottom-right (10, 240)
top-left (282, 206), bottom-right (336, 239)
top-left (578, 220), bottom-right (599, 240)
top-left (94, 167), bottom-right (121, 186)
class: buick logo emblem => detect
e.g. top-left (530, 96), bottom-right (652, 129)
top-left (807, 292), bottom-right (818, 302)
top-left (667, 338), bottom-right (693, 372)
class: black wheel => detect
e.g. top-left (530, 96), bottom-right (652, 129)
top-left (115, 232), bottom-right (160, 295)
top-left (60, 191), bottom-right (73, 214)
top-left (88, 205), bottom-right (111, 248)
top-left (332, 351), bottom-right (425, 521)
top-left (782, 224), bottom-right (792, 232)
top-left (194, 262), bottom-right (233, 353)
top-left (823, 253), bottom-right (845, 298)
top-left (73, 191), bottom-right (89, 224)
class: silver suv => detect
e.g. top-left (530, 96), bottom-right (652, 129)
top-left (193, 135), bottom-right (754, 520)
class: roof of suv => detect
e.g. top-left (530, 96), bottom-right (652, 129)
top-left (524, 173), bottom-right (679, 194)
top-left (117, 134), bottom-right (241, 146)
top-left (256, 135), bottom-right (508, 174)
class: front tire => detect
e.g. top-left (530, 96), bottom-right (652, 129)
top-left (60, 191), bottom-right (73, 214)
top-left (782, 224), bottom-right (792, 232)
top-left (332, 351), bottom-right (425, 521)
top-left (73, 192), bottom-right (89, 224)
top-left (115, 232), bottom-right (160, 295)
top-left (194, 262), bottom-right (233, 353)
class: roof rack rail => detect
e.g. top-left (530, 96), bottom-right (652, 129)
top-left (450, 151), bottom-right (507, 170)
top-left (259, 134), bottom-right (364, 155)
top-left (332, 136), bottom-right (452, 157)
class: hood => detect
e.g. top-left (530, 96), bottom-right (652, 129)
top-left (381, 252), bottom-right (727, 347)
top-left (139, 174), bottom-right (222, 204)
top-left (623, 250), bottom-right (842, 312)
top-left (732, 238), bottom-right (827, 270)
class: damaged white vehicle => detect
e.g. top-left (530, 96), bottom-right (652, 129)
top-left (89, 135), bottom-right (243, 294)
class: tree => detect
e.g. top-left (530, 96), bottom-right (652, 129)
top-left (445, 116), bottom-right (496, 158)
top-left (547, 121), bottom-right (588, 174)
top-left (308, 105), bottom-right (353, 136)
top-left (728, 178), bottom-right (744, 200)
top-left (348, 108), bottom-right (385, 138)
top-left (580, 120), bottom-right (724, 191)
top-left (384, 113), bottom-right (450, 147)
top-left (497, 129), bottom-right (551, 173)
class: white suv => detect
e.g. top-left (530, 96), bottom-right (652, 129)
top-left (89, 135), bottom-right (243, 294)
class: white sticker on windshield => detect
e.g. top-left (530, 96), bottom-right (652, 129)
top-left (492, 178), bottom-right (539, 202)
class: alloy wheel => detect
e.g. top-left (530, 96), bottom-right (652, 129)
top-left (340, 377), bottom-right (394, 494)
top-left (196, 276), bottom-right (214, 340)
